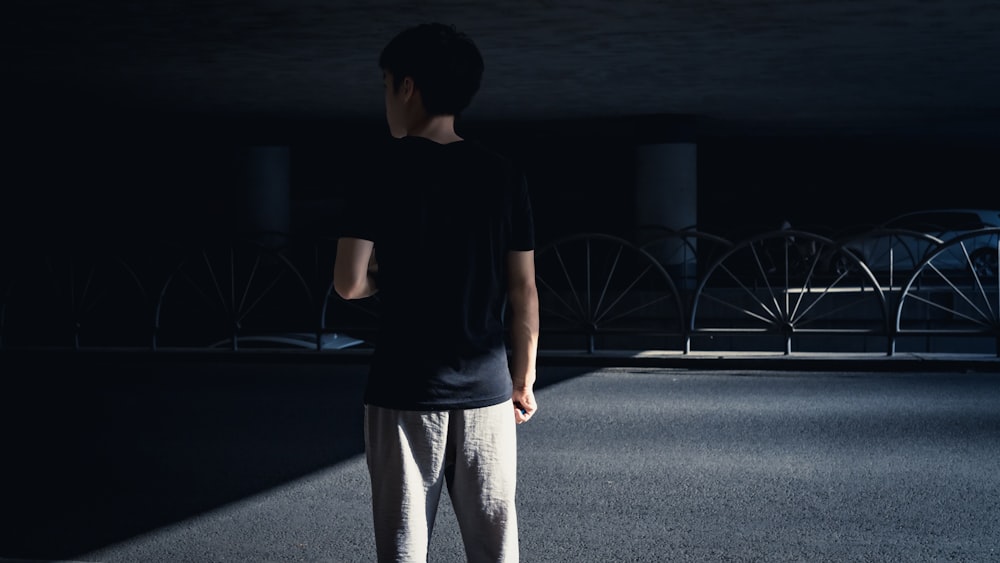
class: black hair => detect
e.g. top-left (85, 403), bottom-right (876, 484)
top-left (379, 22), bottom-right (484, 117)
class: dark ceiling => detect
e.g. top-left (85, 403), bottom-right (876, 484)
top-left (8, 0), bottom-right (1000, 141)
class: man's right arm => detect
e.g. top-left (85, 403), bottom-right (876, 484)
top-left (507, 250), bottom-right (539, 424)
top-left (334, 237), bottom-right (377, 300)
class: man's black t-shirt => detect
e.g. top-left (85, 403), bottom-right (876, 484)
top-left (341, 136), bottom-right (534, 410)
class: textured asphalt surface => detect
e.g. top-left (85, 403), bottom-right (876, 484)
top-left (2, 354), bottom-right (1000, 562)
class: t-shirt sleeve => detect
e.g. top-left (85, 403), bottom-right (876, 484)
top-left (337, 146), bottom-right (392, 242)
top-left (338, 187), bottom-right (378, 242)
top-left (508, 169), bottom-right (535, 252)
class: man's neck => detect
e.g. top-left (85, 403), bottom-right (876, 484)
top-left (406, 115), bottom-right (463, 144)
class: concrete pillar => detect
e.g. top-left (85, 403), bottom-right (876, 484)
top-left (635, 143), bottom-right (698, 287)
top-left (241, 145), bottom-right (290, 247)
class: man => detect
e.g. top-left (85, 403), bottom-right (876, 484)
top-left (333, 22), bottom-right (539, 563)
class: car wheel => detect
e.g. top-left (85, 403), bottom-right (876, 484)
top-left (831, 247), bottom-right (862, 276)
top-left (969, 247), bottom-right (998, 280)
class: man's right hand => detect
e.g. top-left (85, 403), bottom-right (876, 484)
top-left (513, 387), bottom-right (537, 424)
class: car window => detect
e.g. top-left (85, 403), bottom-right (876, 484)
top-left (886, 212), bottom-right (986, 231)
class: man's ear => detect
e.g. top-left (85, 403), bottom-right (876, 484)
top-left (400, 76), bottom-right (416, 102)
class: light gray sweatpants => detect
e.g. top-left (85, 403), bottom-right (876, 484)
top-left (364, 400), bottom-right (519, 563)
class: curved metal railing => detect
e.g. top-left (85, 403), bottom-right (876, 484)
top-left (895, 228), bottom-right (1000, 354)
top-left (689, 230), bottom-right (889, 355)
top-left (152, 236), bottom-right (316, 351)
top-left (534, 233), bottom-right (685, 353)
top-left (2, 227), bottom-right (998, 356)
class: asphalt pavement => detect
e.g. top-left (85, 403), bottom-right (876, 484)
top-left (2, 353), bottom-right (999, 562)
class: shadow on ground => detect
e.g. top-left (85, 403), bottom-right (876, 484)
top-left (0, 351), bottom-right (591, 560)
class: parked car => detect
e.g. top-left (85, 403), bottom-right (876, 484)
top-left (830, 209), bottom-right (1000, 283)
top-left (881, 209), bottom-right (1000, 234)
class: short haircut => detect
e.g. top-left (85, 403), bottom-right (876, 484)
top-left (379, 23), bottom-right (484, 117)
